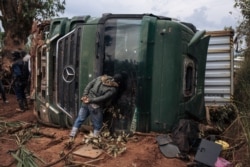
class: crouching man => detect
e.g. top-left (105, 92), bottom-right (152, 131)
top-left (69, 73), bottom-right (123, 140)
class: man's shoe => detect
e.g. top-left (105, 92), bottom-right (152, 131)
top-left (18, 100), bottom-right (25, 112)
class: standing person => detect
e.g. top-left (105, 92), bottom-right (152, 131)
top-left (11, 51), bottom-right (29, 112)
top-left (0, 55), bottom-right (9, 103)
top-left (21, 51), bottom-right (31, 97)
top-left (69, 73), bottom-right (123, 140)
top-left (0, 79), bottom-right (8, 103)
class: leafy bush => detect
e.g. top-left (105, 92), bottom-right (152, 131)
top-left (234, 50), bottom-right (250, 112)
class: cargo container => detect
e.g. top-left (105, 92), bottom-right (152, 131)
top-left (205, 30), bottom-right (234, 107)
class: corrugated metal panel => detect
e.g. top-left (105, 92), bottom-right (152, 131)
top-left (205, 30), bottom-right (234, 106)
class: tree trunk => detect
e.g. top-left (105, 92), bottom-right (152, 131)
top-left (0, 0), bottom-right (33, 53)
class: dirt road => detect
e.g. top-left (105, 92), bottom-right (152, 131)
top-left (0, 94), bottom-right (187, 167)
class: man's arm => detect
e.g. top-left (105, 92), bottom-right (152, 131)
top-left (89, 88), bottom-right (117, 103)
top-left (82, 77), bottom-right (98, 96)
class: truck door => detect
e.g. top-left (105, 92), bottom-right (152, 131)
top-left (102, 18), bottom-right (144, 132)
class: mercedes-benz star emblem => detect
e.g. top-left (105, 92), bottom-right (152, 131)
top-left (62, 66), bottom-right (75, 83)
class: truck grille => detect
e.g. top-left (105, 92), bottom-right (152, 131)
top-left (56, 27), bottom-right (82, 118)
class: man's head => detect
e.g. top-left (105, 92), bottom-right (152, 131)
top-left (113, 73), bottom-right (123, 85)
top-left (21, 50), bottom-right (27, 57)
top-left (11, 51), bottom-right (22, 60)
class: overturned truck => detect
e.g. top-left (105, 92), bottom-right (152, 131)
top-left (33, 13), bottom-right (210, 133)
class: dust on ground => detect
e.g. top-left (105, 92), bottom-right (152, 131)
top-left (0, 94), bottom-right (187, 167)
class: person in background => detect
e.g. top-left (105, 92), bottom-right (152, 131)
top-left (0, 79), bottom-right (8, 104)
top-left (69, 73), bottom-right (124, 141)
top-left (0, 56), bottom-right (9, 104)
top-left (11, 51), bottom-right (29, 112)
top-left (21, 51), bottom-right (31, 97)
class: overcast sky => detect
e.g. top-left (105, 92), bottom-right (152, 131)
top-left (60, 0), bottom-right (241, 31)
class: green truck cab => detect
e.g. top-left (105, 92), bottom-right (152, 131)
top-left (34, 13), bottom-right (210, 133)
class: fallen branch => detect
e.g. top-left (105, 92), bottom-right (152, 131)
top-left (31, 130), bottom-right (55, 138)
top-left (7, 123), bottom-right (34, 134)
top-left (0, 137), bottom-right (15, 142)
top-left (68, 158), bottom-right (104, 167)
top-left (43, 143), bottom-right (83, 167)
top-left (85, 157), bottom-right (104, 164)
top-left (223, 140), bottom-right (245, 152)
top-left (102, 150), bottom-right (114, 159)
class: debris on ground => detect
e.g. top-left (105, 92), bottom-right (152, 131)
top-left (1, 95), bottom-right (249, 167)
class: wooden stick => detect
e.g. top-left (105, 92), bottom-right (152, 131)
top-left (31, 130), bottom-right (55, 138)
top-left (43, 143), bottom-right (83, 167)
top-left (85, 157), bottom-right (104, 164)
top-left (68, 158), bottom-right (104, 167)
top-left (7, 123), bottom-right (34, 134)
top-left (68, 160), bottom-right (97, 167)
